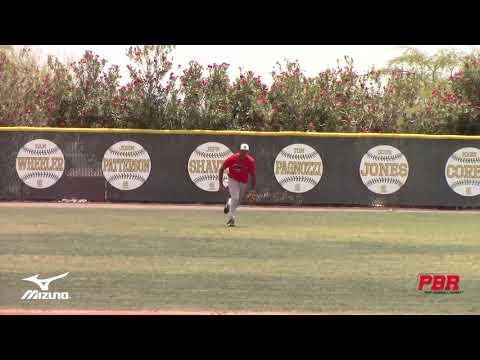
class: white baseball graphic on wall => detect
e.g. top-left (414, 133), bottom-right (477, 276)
top-left (359, 145), bottom-right (409, 194)
top-left (274, 143), bottom-right (323, 193)
top-left (188, 142), bottom-right (233, 192)
top-left (445, 147), bottom-right (480, 197)
top-left (16, 139), bottom-right (65, 189)
top-left (102, 141), bottom-right (151, 191)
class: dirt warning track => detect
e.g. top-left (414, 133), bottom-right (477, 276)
top-left (0, 201), bottom-right (478, 214)
top-left (0, 308), bottom-right (342, 315)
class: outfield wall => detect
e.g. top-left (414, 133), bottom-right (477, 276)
top-left (2, 127), bottom-right (480, 208)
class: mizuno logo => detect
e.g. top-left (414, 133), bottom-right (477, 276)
top-left (22, 272), bottom-right (69, 291)
top-left (21, 272), bottom-right (70, 301)
top-left (21, 290), bottom-right (69, 300)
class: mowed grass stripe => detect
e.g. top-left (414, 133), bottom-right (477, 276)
top-left (1, 254), bottom-right (480, 278)
top-left (2, 271), bottom-right (479, 313)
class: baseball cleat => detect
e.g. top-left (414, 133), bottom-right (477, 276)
top-left (226, 219), bottom-right (235, 227)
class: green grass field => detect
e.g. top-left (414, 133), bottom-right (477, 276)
top-left (1, 205), bottom-right (479, 314)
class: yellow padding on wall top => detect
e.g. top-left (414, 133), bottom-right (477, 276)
top-left (1, 126), bottom-right (480, 140)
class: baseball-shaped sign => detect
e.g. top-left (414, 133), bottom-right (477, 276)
top-left (359, 145), bottom-right (409, 194)
top-left (188, 142), bottom-right (232, 192)
top-left (16, 139), bottom-right (65, 189)
top-left (102, 141), bottom-right (151, 191)
top-left (274, 144), bottom-right (323, 193)
top-left (445, 147), bottom-right (480, 197)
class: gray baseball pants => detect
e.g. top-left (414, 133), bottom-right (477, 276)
top-left (227, 177), bottom-right (247, 222)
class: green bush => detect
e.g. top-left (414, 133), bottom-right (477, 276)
top-left (2, 46), bottom-right (480, 135)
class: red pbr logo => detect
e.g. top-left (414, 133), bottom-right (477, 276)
top-left (417, 273), bottom-right (461, 293)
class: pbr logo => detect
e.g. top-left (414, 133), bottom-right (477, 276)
top-left (16, 139), bottom-right (65, 189)
top-left (445, 147), bottom-right (480, 197)
top-left (274, 144), bottom-right (323, 193)
top-left (188, 142), bottom-right (232, 192)
top-left (21, 272), bottom-right (70, 300)
top-left (417, 273), bottom-right (462, 294)
top-left (102, 141), bottom-right (151, 191)
top-left (359, 145), bottom-right (409, 195)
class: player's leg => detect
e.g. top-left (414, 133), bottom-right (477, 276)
top-left (224, 195), bottom-right (231, 214)
top-left (227, 179), bottom-right (241, 226)
top-left (224, 181), bottom-right (231, 214)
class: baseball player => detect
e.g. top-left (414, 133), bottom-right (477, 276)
top-left (218, 143), bottom-right (256, 227)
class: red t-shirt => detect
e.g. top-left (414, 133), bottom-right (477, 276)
top-left (223, 153), bottom-right (256, 184)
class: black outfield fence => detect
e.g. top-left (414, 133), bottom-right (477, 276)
top-left (2, 127), bottom-right (480, 208)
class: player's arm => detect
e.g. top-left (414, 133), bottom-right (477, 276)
top-left (245, 160), bottom-right (256, 203)
top-left (250, 172), bottom-right (256, 191)
top-left (218, 164), bottom-right (226, 191)
top-left (244, 165), bottom-right (257, 203)
top-left (219, 156), bottom-right (233, 191)
top-left (250, 160), bottom-right (256, 191)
